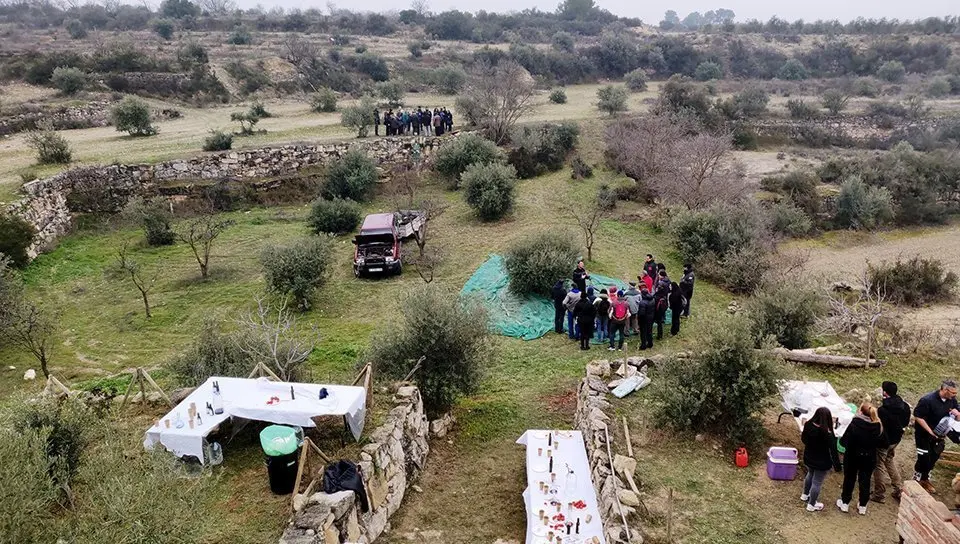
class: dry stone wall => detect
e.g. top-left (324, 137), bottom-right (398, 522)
top-left (8, 136), bottom-right (446, 258)
top-left (897, 480), bottom-right (960, 543)
top-left (574, 359), bottom-right (645, 544)
top-left (0, 100), bottom-right (113, 136)
top-left (279, 384), bottom-right (450, 544)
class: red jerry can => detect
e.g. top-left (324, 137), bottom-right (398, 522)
top-left (735, 447), bottom-right (749, 468)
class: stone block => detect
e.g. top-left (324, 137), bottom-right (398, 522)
top-left (310, 490), bottom-right (355, 520)
top-left (345, 508), bottom-right (361, 542)
top-left (295, 504), bottom-right (331, 530)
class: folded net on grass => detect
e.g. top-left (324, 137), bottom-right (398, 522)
top-left (460, 254), bottom-right (628, 340)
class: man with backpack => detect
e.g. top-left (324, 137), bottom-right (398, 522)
top-left (624, 282), bottom-right (642, 336)
top-left (608, 290), bottom-right (630, 352)
top-left (654, 270), bottom-right (671, 340)
top-left (872, 381), bottom-right (912, 503)
top-left (594, 288), bottom-right (611, 342)
top-left (680, 263), bottom-right (695, 317)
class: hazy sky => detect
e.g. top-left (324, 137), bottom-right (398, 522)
top-left (238, 1), bottom-right (958, 24)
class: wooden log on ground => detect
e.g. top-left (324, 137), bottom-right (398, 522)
top-left (771, 347), bottom-right (885, 368)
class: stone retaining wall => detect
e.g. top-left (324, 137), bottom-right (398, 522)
top-left (8, 136), bottom-right (447, 258)
top-left (0, 100), bottom-right (113, 136)
top-left (897, 479), bottom-right (960, 543)
top-left (574, 359), bottom-right (645, 544)
top-left (279, 384), bottom-right (452, 544)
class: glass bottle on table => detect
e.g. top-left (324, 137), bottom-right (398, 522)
top-left (212, 381), bottom-right (224, 415)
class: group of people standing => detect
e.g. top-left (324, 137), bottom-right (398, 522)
top-left (799, 379), bottom-right (959, 515)
top-left (550, 255), bottom-right (695, 352)
top-left (373, 107), bottom-right (453, 137)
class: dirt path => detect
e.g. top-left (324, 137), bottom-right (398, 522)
top-left (789, 223), bottom-right (960, 332)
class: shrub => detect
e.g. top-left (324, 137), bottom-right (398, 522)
top-left (720, 87), bottom-right (769, 119)
top-left (868, 257), bottom-right (958, 306)
top-left (624, 68), bottom-right (648, 91)
top-left (668, 203), bottom-right (772, 293)
top-left (368, 284), bottom-right (490, 417)
top-left (230, 111), bottom-right (261, 135)
top-left (0, 423), bottom-right (60, 543)
top-left (376, 80), bottom-right (404, 107)
top-left (762, 170), bottom-right (821, 218)
top-left (340, 97), bottom-right (376, 138)
top-left (926, 76), bottom-right (952, 98)
top-left (260, 237), bottom-right (332, 310)
top-left (785, 99), bottom-right (817, 119)
top-left (227, 26), bottom-right (252, 45)
top-left (433, 133), bottom-right (504, 187)
top-left (462, 162), bottom-right (516, 221)
top-left (549, 89), bottom-right (568, 104)
top-left (653, 318), bottom-right (782, 448)
top-left (834, 177), bottom-right (894, 230)
top-left (876, 60), bottom-right (906, 83)
top-left (311, 88), bottom-right (338, 112)
top-left (597, 184), bottom-right (617, 210)
top-left (322, 149), bottom-right (378, 201)
top-left (655, 75), bottom-right (713, 120)
top-left (507, 122), bottom-right (579, 179)
top-left (694, 61), bottom-right (723, 81)
top-left (5, 395), bottom-right (95, 496)
top-left (165, 321), bottom-right (251, 387)
top-left (356, 52), bottom-right (389, 81)
top-left (504, 231), bottom-right (580, 296)
top-left (777, 58), bottom-right (808, 80)
top-left (50, 66), bottom-right (86, 95)
top-left (821, 89), bottom-right (849, 115)
top-left (202, 130), bottom-right (232, 151)
top-left (0, 214), bottom-right (36, 268)
top-left (432, 64), bottom-right (467, 94)
top-left (747, 284), bottom-right (823, 349)
top-left (307, 198), bottom-right (362, 235)
top-left (153, 18), bottom-right (175, 40)
top-left (26, 129), bottom-right (72, 164)
top-left (65, 19), bottom-right (86, 40)
top-left (596, 85), bottom-right (628, 116)
top-left (408, 41), bottom-right (424, 58)
top-left (249, 100), bottom-right (271, 119)
top-left (111, 96), bottom-right (156, 136)
top-left (767, 201), bottom-right (813, 238)
top-left (571, 155), bottom-right (593, 180)
top-left (124, 198), bottom-right (175, 247)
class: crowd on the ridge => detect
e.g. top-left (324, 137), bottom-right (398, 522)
top-left (373, 107), bottom-right (454, 137)
top-left (550, 254), bottom-right (695, 352)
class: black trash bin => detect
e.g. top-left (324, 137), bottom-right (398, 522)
top-left (265, 450), bottom-right (300, 495)
top-left (260, 425), bottom-right (301, 495)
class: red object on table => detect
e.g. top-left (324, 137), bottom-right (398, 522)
top-left (735, 447), bottom-right (749, 468)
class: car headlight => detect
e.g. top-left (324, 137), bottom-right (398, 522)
top-left (356, 256), bottom-right (365, 264)
top-left (385, 256), bottom-right (395, 263)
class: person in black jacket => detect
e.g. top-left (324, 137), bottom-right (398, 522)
top-left (668, 281), bottom-right (684, 336)
top-left (679, 263), bottom-right (694, 317)
top-left (572, 260), bottom-right (589, 293)
top-left (574, 295), bottom-right (596, 350)
top-left (654, 270), bottom-right (670, 340)
top-left (913, 380), bottom-right (960, 493)
top-left (637, 288), bottom-right (655, 350)
top-left (373, 109), bottom-right (381, 136)
top-left (550, 280), bottom-right (567, 335)
top-left (838, 403), bottom-right (884, 515)
top-left (872, 381), bottom-right (912, 503)
top-left (643, 254), bottom-right (657, 282)
top-left (801, 407), bottom-right (842, 512)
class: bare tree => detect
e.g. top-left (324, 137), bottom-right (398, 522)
top-left (411, 0), bottom-right (429, 16)
top-left (114, 242), bottom-right (159, 318)
top-left (177, 214), bottom-right (233, 279)
top-left (388, 167), bottom-right (449, 282)
top-left (604, 113), bottom-right (693, 201)
top-left (562, 200), bottom-right (605, 262)
top-left (458, 60), bottom-right (537, 144)
top-left (656, 133), bottom-right (746, 210)
top-left (0, 295), bottom-right (57, 378)
top-left (407, 246), bottom-right (444, 283)
top-left (820, 270), bottom-right (886, 362)
top-left (197, 0), bottom-right (235, 15)
top-left (236, 296), bottom-right (319, 381)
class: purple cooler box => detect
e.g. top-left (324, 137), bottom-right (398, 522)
top-left (766, 447), bottom-right (799, 480)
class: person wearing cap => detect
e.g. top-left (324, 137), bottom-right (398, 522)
top-left (913, 379), bottom-right (960, 493)
top-left (551, 280), bottom-right (567, 335)
top-left (872, 381), bottom-right (911, 503)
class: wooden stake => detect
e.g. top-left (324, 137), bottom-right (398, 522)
top-left (666, 487), bottom-right (674, 543)
top-left (119, 369), bottom-right (138, 410)
top-left (140, 368), bottom-right (173, 407)
top-left (622, 416), bottom-right (634, 457)
top-left (248, 361), bottom-right (281, 381)
top-left (291, 438), bottom-right (311, 510)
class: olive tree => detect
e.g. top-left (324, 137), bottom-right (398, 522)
top-left (341, 97), bottom-right (377, 138)
top-left (177, 213), bottom-right (233, 279)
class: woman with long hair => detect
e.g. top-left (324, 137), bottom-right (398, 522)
top-left (838, 402), bottom-right (884, 515)
top-left (801, 407), bottom-right (842, 511)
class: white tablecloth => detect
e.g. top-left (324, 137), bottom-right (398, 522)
top-left (517, 430), bottom-right (606, 544)
top-left (143, 377), bottom-right (366, 463)
top-left (779, 380), bottom-right (855, 437)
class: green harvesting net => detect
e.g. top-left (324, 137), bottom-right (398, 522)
top-left (460, 255), bottom-right (630, 340)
